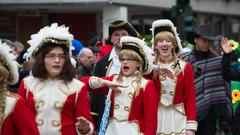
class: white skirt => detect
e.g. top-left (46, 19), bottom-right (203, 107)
top-left (157, 105), bottom-right (186, 135)
top-left (106, 119), bottom-right (143, 135)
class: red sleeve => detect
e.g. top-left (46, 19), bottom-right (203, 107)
top-left (75, 85), bottom-right (95, 130)
top-left (144, 70), bottom-right (154, 80)
top-left (18, 80), bottom-right (27, 99)
top-left (13, 98), bottom-right (40, 135)
top-left (98, 44), bottom-right (113, 60)
top-left (143, 80), bottom-right (159, 135)
top-left (17, 79), bottom-right (38, 118)
top-left (183, 63), bottom-right (197, 121)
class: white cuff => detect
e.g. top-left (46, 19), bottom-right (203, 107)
top-left (186, 120), bottom-right (198, 131)
top-left (153, 65), bottom-right (160, 73)
top-left (89, 76), bottom-right (102, 89)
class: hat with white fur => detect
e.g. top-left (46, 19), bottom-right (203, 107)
top-left (151, 19), bottom-right (183, 53)
top-left (0, 40), bottom-right (19, 85)
top-left (27, 23), bottom-right (73, 59)
top-left (120, 36), bottom-right (153, 75)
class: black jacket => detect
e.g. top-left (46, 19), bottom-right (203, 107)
top-left (222, 52), bottom-right (240, 81)
top-left (91, 53), bottom-right (111, 131)
top-left (233, 105), bottom-right (240, 135)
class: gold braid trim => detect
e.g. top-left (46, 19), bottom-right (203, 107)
top-left (116, 71), bottom-right (143, 97)
top-left (109, 20), bottom-right (128, 28)
top-left (33, 38), bottom-right (70, 56)
top-left (132, 70), bottom-right (143, 97)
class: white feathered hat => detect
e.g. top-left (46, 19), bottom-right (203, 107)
top-left (0, 40), bottom-right (19, 85)
top-left (151, 19), bottom-right (183, 53)
top-left (120, 36), bottom-right (153, 75)
top-left (27, 23), bottom-right (73, 59)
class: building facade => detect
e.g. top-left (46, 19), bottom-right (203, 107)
top-left (0, 0), bottom-right (239, 46)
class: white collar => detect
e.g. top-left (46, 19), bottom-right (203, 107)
top-left (108, 47), bottom-right (119, 61)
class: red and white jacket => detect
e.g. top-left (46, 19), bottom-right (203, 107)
top-left (1, 92), bottom-right (40, 135)
top-left (18, 76), bottom-right (94, 135)
top-left (146, 60), bottom-right (197, 130)
top-left (81, 75), bottom-right (159, 135)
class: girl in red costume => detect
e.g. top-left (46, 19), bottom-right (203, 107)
top-left (0, 41), bottom-right (40, 135)
top-left (150, 19), bottom-right (197, 135)
top-left (81, 36), bottom-right (158, 135)
top-left (18, 23), bottom-right (94, 135)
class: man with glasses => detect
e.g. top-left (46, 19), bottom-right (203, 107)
top-left (180, 25), bottom-right (231, 135)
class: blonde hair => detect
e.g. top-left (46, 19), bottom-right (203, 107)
top-left (0, 64), bottom-right (9, 126)
top-left (154, 31), bottom-right (177, 46)
top-left (0, 60), bottom-right (11, 85)
top-left (153, 31), bottom-right (180, 80)
top-left (154, 31), bottom-right (177, 65)
top-left (117, 49), bottom-right (144, 97)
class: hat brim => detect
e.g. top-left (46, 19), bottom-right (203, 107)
top-left (186, 31), bottom-right (199, 45)
top-left (187, 31), bottom-right (222, 45)
top-left (152, 19), bottom-right (183, 53)
top-left (109, 20), bottom-right (140, 38)
top-left (120, 36), bottom-right (153, 75)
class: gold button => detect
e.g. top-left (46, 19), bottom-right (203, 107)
top-left (160, 75), bottom-right (166, 81)
top-left (161, 89), bottom-right (166, 94)
top-left (169, 91), bottom-right (175, 96)
top-left (91, 112), bottom-right (99, 116)
top-left (114, 104), bottom-right (120, 109)
top-left (54, 101), bottom-right (63, 109)
top-left (172, 78), bottom-right (176, 83)
top-left (35, 100), bottom-right (44, 109)
top-left (36, 119), bottom-right (44, 126)
top-left (114, 90), bottom-right (121, 97)
top-left (124, 106), bottom-right (130, 112)
top-left (128, 92), bottom-right (133, 99)
top-left (52, 120), bottom-right (60, 127)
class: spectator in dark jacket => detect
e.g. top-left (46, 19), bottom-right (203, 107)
top-left (76, 47), bottom-right (94, 78)
top-left (221, 38), bottom-right (240, 135)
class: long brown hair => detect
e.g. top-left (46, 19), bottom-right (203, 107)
top-left (31, 43), bottom-right (76, 82)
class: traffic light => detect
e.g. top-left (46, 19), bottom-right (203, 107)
top-left (183, 15), bottom-right (193, 32)
top-left (171, 6), bottom-right (180, 17)
top-left (172, 0), bottom-right (191, 18)
top-left (177, 0), bottom-right (190, 12)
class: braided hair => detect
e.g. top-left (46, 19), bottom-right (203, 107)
top-left (153, 31), bottom-right (181, 80)
top-left (117, 49), bottom-right (144, 97)
top-left (0, 64), bottom-right (9, 126)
